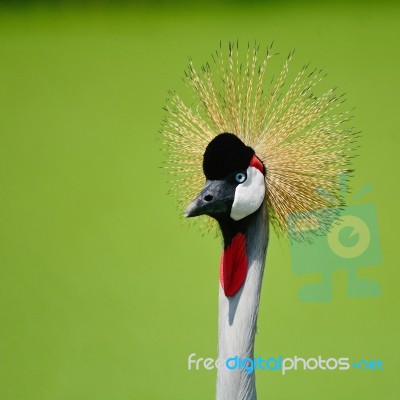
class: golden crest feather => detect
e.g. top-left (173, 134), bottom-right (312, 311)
top-left (162, 41), bottom-right (357, 240)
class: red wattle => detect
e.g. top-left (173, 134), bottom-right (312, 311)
top-left (249, 155), bottom-right (265, 174)
top-left (220, 233), bottom-right (248, 297)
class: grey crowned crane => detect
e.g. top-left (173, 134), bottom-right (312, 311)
top-left (162, 42), bottom-right (356, 400)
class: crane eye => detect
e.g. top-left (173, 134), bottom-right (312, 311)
top-left (234, 172), bottom-right (247, 184)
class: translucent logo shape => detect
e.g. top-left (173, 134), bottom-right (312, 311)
top-left (327, 215), bottom-right (371, 259)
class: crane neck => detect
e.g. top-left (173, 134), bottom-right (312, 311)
top-left (216, 202), bottom-right (269, 400)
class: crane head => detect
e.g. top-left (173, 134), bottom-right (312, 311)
top-left (185, 133), bottom-right (266, 222)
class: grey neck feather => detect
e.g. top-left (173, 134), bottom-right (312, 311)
top-left (216, 203), bottom-right (269, 400)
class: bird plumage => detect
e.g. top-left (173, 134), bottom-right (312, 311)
top-left (162, 41), bottom-right (356, 240)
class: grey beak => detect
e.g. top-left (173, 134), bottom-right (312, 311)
top-left (184, 179), bottom-right (235, 218)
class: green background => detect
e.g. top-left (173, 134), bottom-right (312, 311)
top-left (0, 1), bottom-right (398, 399)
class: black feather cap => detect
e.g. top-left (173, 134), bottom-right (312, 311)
top-left (203, 133), bottom-right (255, 180)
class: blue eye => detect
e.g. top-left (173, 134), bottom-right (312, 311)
top-left (235, 172), bottom-right (247, 184)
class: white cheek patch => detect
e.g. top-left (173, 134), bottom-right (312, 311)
top-left (230, 166), bottom-right (265, 221)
